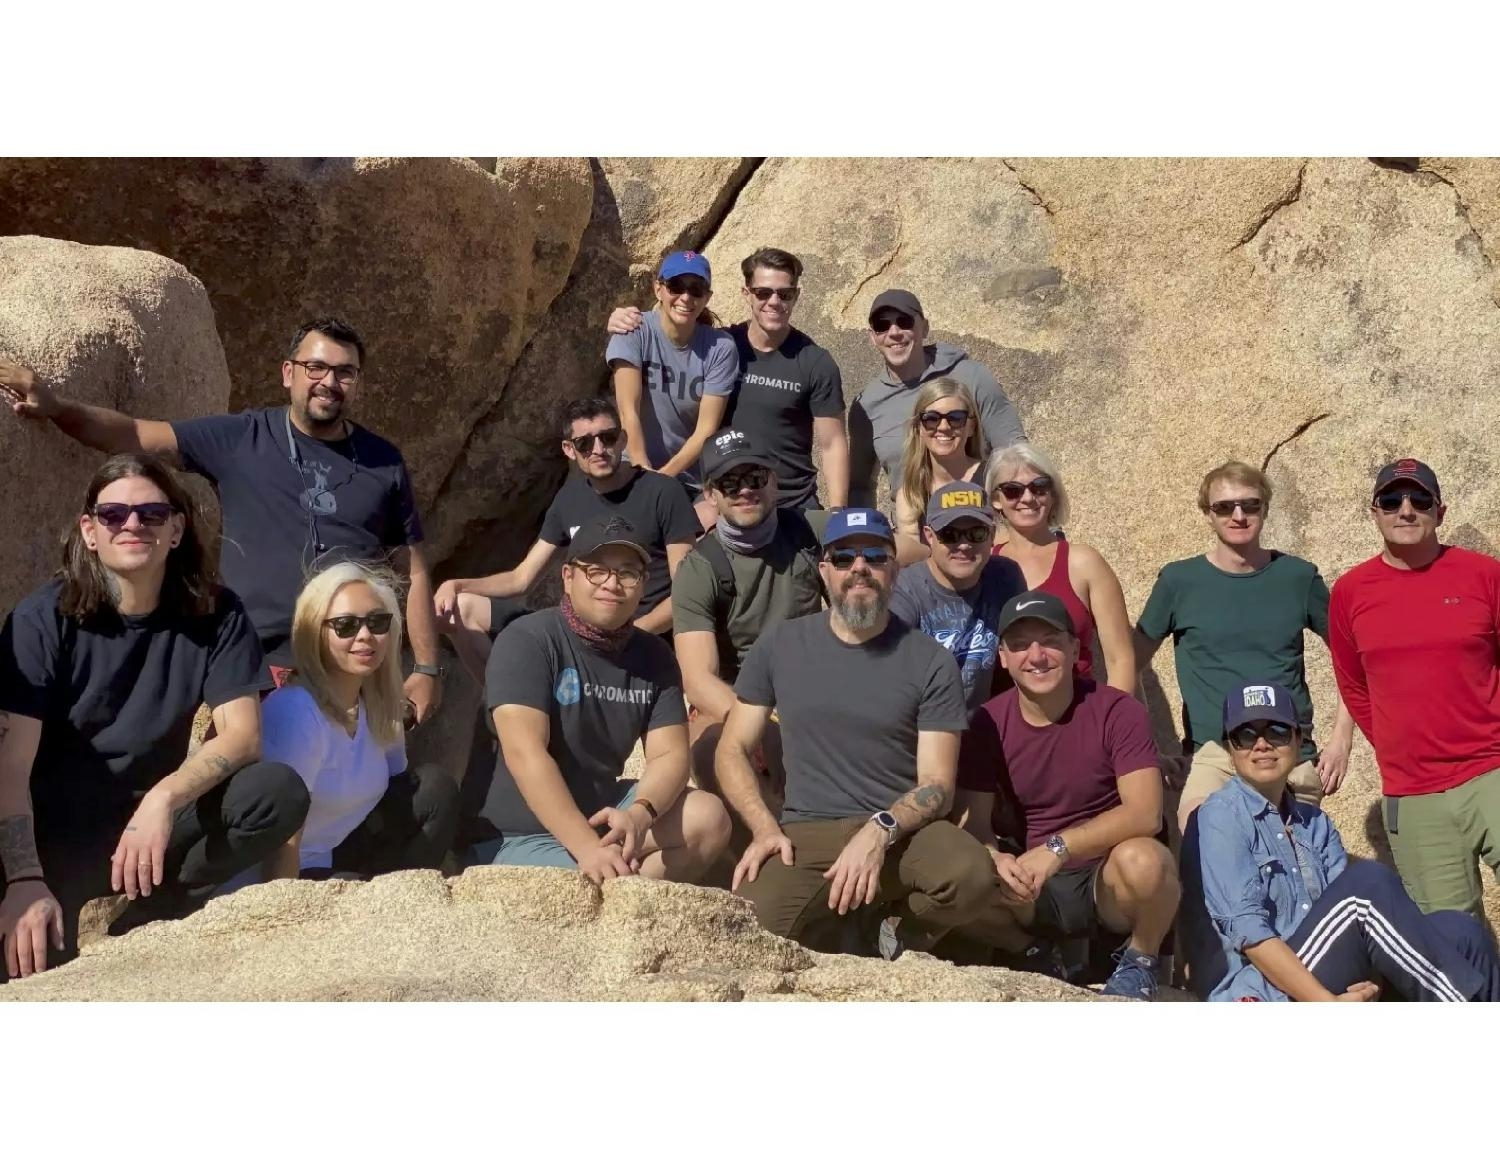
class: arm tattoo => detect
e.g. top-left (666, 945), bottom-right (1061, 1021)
top-left (0, 814), bottom-right (43, 879)
top-left (888, 783), bottom-right (952, 834)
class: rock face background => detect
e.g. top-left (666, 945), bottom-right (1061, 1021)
top-left (3, 157), bottom-right (1499, 994)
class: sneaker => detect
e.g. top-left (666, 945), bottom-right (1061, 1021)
top-left (998, 938), bottom-right (1068, 981)
top-left (1101, 947), bottom-right (1159, 1000)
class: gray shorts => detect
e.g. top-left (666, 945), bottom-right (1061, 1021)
top-left (467, 780), bottom-right (640, 869)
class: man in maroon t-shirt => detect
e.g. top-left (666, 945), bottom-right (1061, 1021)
top-left (957, 591), bottom-right (1179, 1000)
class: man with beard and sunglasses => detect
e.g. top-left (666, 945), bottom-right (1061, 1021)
top-left (1134, 461), bottom-right (1356, 833)
top-left (716, 509), bottom-right (1009, 955)
top-left (607, 247), bottom-right (849, 513)
top-left (434, 397), bottom-right (701, 680)
top-left (848, 289), bottom-right (1027, 507)
top-left (890, 481), bottom-right (1025, 715)
top-left (1329, 458), bottom-right (1500, 920)
top-left (0, 320), bottom-right (443, 721)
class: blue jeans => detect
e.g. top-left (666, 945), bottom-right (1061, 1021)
top-left (467, 781), bottom-right (639, 869)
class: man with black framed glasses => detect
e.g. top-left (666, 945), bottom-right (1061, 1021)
top-left (460, 516), bottom-right (730, 882)
top-left (434, 397), bottom-right (700, 680)
top-left (0, 319), bottom-right (442, 721)
top-left (1329, 458), bottom-right (1500, 920)
top-left (891, 481), bottom-right (1025, 714)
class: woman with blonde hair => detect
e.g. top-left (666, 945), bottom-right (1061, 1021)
top-left (262, 561), bottom-right (459, 880)
top-left (893, 377), bottom-right (987, 564)
top-left (987, 443), bottom-right (1136, 693)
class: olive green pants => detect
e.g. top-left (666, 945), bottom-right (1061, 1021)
top-left (1384, 767), bottom-right (1500, 918)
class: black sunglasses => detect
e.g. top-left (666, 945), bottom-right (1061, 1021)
top-left (324, 612), bottom-right (395, 639)
top-left (1374, 488), bottom-right (1436, 513)
top-left (663, 276), bottom-right (709, 298)
top-left (825, 546), bottom-right (891, 569)
top-left (934, 524), bottom-right (992, 547)
top-left (748, 286), bottom-right (799, 302)
top-left (918, 409), bottom-right (971, 432)
top-left (91, 502), bottom-right (177, 530)
top-left (871, 312), bottom-right (916, 334)
top-left (1209, 498), bottom-right (1264, 517)
top-left (713, 467), bottom-right (771, 495)
top-left (994, 478), bottom-right (1053, 501)
top-left (569, 428), bottom-right (623, 455)
top-left (1226, 721), bottom-right (1298, 751)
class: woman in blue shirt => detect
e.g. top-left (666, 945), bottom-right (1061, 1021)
top-left (1184, 681), bottom-right (1500, 1001)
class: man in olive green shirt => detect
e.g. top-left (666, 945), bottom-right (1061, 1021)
top-left (1133, 461), bottom-right (1355, 832)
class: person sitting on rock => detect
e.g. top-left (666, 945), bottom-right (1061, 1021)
top-left (955, 591), bottom-right (1179, 1000)
top-left (0, 453), bottom-right (310, 979)
top-left (434, 396), bottom-right (701, 680)
top-left (1181, 681), bottom-right (1500, 1002)
top-left (891, 378), bottom-right (988, 565)
top-left (0, 319), bottom-right (445, 720)
top-left (890, 481), bottom-right (1024, 716)
top-left (718, 508), bottom-right (1013, 956)
top-left (461, 515), bottom-right (731, 884)
top-left (260, 562), bottom-right (459, 881)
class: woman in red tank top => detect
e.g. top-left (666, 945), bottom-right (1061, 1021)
top-left (987, 443), bottom-right (1136, 693)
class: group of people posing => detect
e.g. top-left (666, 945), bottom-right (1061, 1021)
top-left (2, 245), bottom-right (1498, 1004)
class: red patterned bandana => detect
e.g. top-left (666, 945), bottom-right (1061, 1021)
top-left (560, 592), bottom-right (634, 656)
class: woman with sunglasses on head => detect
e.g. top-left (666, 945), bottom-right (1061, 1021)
top-left (606, 250), bottom-right (741, 529)
top-left (0, 454), bottom-right (309, 979)
top-left (1182, 681), bottom-right (1500, 1002)
top-left (261, 562), bottom-right (459, 881)
top-left (987, 443), bottom-right (1135, 693)
top-left (892, 378), bottom-right (987, 565)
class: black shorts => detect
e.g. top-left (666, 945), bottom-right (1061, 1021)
top-left (486, 596), bottom-right (534, 641)
top-left (1031, 863), bottom-right (1103, 940)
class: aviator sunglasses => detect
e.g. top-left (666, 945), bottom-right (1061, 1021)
top-left (91, 502), bottom-right (177, 529)
top-left (1226, 721), bottom-right (1298, 751)
top-left (324, 612), bottom-right (395, 639)
top-left (1374, 488), bottom-right (1436, 513)
top-left (994, 478), bottom-right (1054, 502)
top-left (918, 409), bottom-right (971, 432)
top-left (1209, 498), bottom-right (1264, 517)
top-left (569, 428), bottom-right (623, 455)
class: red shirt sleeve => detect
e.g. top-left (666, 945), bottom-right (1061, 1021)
top-left (1327, 573), bottom-right (1373, 741)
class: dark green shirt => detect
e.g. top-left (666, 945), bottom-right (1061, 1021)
top-left (1137, 552), bottom-right (1330, 761)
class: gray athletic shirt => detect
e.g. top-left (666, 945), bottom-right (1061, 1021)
top-left (733, 614), bottom-right (969, 823)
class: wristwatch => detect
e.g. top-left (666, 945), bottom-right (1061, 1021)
top-left (871, 811), bottom-right (899, 846)
top-left (412, 663), bottom-right (443, 679)
top-left (1043, 834), bottom-right (1069, 862)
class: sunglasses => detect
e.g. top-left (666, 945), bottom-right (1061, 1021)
top-left (91, 502), bottom-right (177, 530)
top-left (324, 612), bottom-right (395, 639)
top-left (569, 428), bottom-right (623, 455)
top-left (825, 546), bottom-right (892, 569)
top-left (1208, 498), bottom-right (1264, 517)
top-left (1374, 488), bottom-right (1436, 513)
top-left (663, 276), bottom-right (709, 298)
top-left (871, 312), bottom-right (916, 334)
top-left (994, 478), bottom-right (1053, 502)
top-left (1226, 721), bottom-right (1298, 751)
top-left (934, 524), bottom-right (992, 547)
top-left (713, 467), bottom-right (771, 495)
top-left (918, 409), bottom-right (971, 432)
top-left (748, 286), bottom-right (799, 302)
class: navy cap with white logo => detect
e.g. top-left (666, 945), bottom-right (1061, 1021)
top-left (1222, 681), bottom-right (1300, 734)
top-left (821, 508), bottom-right (895, 548)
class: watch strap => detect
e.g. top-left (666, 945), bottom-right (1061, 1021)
top-left (413, 663), bottom-right (443, 678)
top-left (634, 796), bottom-right (659, 822)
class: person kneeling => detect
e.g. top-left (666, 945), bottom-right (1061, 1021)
top-left (1182, 682), bottom-right (1500, 1002)
top-left (462, 516), bottom-right (730, 884)
top-left (262, 563), bottom-right (460, 881)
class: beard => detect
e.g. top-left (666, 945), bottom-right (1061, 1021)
top-left (831, 572), bottom-right (889, 632)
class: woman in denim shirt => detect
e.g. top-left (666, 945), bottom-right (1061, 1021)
top-left (1182, 681), bottom-right (1500, 1002)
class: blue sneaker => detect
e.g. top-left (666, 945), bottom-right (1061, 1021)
top-left (1101, 946), bottom-right (1159, 1000)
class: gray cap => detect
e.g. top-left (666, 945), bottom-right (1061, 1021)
top-left (868, 288), bottom-right (925, 324)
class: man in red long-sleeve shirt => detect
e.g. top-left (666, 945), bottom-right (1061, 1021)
top-left (1328, 458), bottom-right (1500, 918)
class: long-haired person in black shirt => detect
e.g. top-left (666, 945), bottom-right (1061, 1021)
top-left (0, 454), bottom-right (309, 979)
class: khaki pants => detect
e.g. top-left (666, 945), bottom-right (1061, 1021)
top-left (739, 817), bottom-right (1012, 953)
top-left (1384, 767), bottom-right (1500, 918)
top-left (1182, 740), bottom-right (1324, 810)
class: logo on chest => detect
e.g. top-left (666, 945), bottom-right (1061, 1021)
top-left (555, 668), bottom-right (581, 706)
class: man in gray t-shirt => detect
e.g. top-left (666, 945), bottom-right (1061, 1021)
top-left (716, 507), bottom-right (1014, 956)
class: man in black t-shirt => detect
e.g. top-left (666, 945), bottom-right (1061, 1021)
top-left (0, 319), bottom-right (445, 722)
top-left (606, 247), bottom-right (849, 512)
top-left (434, 397), bottom-right (701, 680)
top-left (461, 516), bottom-right (730, 883)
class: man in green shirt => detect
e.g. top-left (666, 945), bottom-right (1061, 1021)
top-left (1133, 461), bottom-right (1355, 832)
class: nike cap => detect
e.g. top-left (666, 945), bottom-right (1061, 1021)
top-left (996, 590), bottom-right (1075, 638)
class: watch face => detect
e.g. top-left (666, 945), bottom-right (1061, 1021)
top-left (875, 812), bottom-right (897, 830)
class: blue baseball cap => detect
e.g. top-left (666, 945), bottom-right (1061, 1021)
top-left (1222, 682), bottom-right (1299, 735)
top-left (821, 508), bottom-right (895, 548)
top-left (659, 250), bottom-right (712, 286)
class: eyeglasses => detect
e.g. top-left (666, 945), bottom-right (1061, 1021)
top-left (324, 612), bottom-right (395, 639)
top-left (1208, 498), bottom-right (1264, 517)
top-left (290, 360), bottom-right (361, 384)
top-left (578, 564), bottom-right (645, 591)
top-left (713, 467), bottom-right (771, 495)
top-left (569, 428), bottom-right (623, 455)
top-left (748, 286), bottom-right (800, 302)
top-left (871, 312), bottom-right (916, 334)
top-left (91, 502), bottom-right (177, 529)
top-left (663, 276), bottom-right (709, 298)
top-left (994, 478), bottom-right (1053, 502)
top-left (934, 524), bottom-right (992, 547)
top-left (825, 546), bottom-right (892, 569)
top-left (918, 409), bottom-right (971, 432)
top-left (1226, 721), bottom-right (1298, 751)
top-left (1374, 488), bottom-right (1437, 513)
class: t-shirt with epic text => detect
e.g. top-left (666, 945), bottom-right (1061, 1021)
top-left (605, 311), bottom-right (739, 487)
top-left (0, 579), bottom-right (264, 838)
top-left (538, 468), bottom-right (701, 618)
top-left (722, 323), bottom-right (845, 509)
top-left (171, 407), bottom-right (423, 668)
top-left (469, 608), bottom-right (686, 838)
top-left (958, 680), bottom-right (1160, 866)
top-left (1136, 552), bottom-right (1329, 762)
top-left (890, 557), bottom-right (1026, 715)
top-left (734, 615), bottom-right (969, 824)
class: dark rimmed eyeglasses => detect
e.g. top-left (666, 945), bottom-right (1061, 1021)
top-left (994, 478), bottom-right (1053, 502)
top-left (290, 359), bottom-right (361, 384)
top-left (748, 286), bottom-right (800, 302)
top-left (663, 276), bottom-right (710, 298)
top-left (577, 564), bottom-right (645, 591)
top-left (1373, 488), bottom-right (1436, 513)
top-left (91, 502), bottom-right (177, 530)
top-left (825, 546), bottom-right (892, 570)
top-left (1226, 721), bottom-right (1298, 751)
top-left (713, 467), bottom-right (772, 495)
top-left (870, 312), bottom-right (916, 334)
top-left (1209, 498), bottom-right (1264, 517)
top-left (934, 524), bottom-right (992, 547)
top-left (324, 612), bottom-right (394, 639)
top-left (918, 409), bottom-right (971, 432)
top-left (569, 428), bottom-right (623, 455)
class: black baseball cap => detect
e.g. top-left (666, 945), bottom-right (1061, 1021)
top-left (926, 481), bottom-right (995, 531)
top-left (566, 516), bottom-right (651, 566)
top-left (1373, 458), bottom-right (1441, 503)
top-left (996, 590), bottom-right (1075, 637)
top-left (700, 428), bottom-right (777, 486)
top-left (868, 288), bottom-right (925, 325)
